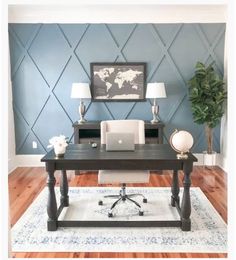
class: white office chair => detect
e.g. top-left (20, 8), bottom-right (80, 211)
top-left (98, 120), bottom-right (150, 217)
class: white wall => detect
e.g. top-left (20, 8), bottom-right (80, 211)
top-left (1, 0), bottom-right (11, 258)
top-left (8, 4), bottom-right (226, 23)
top-left (8, 54), bottom-right (16, 173)
top-left (218, 30), bottom-right (228, 172)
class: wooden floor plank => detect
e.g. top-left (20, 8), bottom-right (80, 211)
top-left (9, 166), bottom-right (227, 258)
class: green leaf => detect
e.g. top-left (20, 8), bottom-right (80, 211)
top-left (188, 61), bottom-right (227, 138)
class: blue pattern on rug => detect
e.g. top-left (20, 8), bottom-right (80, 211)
top-left (11, 187), bottom-right (227, 253)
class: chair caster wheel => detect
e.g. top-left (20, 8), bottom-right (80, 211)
top-left (139, 210), bottom-right (144, 216)
top-left (98, 200), bottom-right (103, 206)
top-left (143, 198), bottom-right (147, 203)
top-left (108, 212), bottom-right (113, 218)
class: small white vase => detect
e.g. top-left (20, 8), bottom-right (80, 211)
top-left (54, 144), bottom-right (66, 157)
top-left (203, 151), bottom-right (217, 166)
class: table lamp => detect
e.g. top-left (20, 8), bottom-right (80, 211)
top-left (71, 83), bottom-right (91, 123)
top-left (146, 82), bottom-right (167, 123)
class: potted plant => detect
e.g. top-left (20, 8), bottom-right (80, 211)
top-left (188, 62), bottom-right (227, 165)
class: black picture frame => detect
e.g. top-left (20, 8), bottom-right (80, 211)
top-left (90, 62), bottom-right (146, 101)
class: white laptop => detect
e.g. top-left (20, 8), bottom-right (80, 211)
top-left (106, 132), bottom-right (135, 151)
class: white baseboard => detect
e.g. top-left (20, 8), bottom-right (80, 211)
top-left (192, 153), bottom-right (227, 169)
top-left (8, 156), bottom-right (17, 174)
top-left (193, 153), bottom-right (204, 165)
top-left (15, 155), bottom-right (45, 168)
top-left (8, 153), bottom-right (225, 174)
top-left (217, 153), bottom-right (228, 172)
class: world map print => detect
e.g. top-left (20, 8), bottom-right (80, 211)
top-left (92, 64), bottom-right (145, 100)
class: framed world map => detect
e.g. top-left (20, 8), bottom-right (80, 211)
top-left (90, 62), bottom-right (146, 101)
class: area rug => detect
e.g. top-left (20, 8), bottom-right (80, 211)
top-left (11, 187), bottom-right (227, 253)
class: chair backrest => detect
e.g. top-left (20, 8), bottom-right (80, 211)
top-left (100, 120), bottom-right (145, 145)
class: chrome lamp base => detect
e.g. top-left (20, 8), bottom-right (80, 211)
top-left (151, 118), bottom-right (159, 124)
top-left (78, 117), bottom-right (86, 124)
top-left (78, 100), bottom-right (87, 124)
top-left (151, 116), bottom-right (159, 124)
top-left (150, 103), bottom-right (159, 124)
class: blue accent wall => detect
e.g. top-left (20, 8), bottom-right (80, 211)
top-left (9, 23), bottom-right (225, 154)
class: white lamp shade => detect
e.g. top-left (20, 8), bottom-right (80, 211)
top-left (71, 83), bottom-right (91, 99)
top-left (146, 82), bottom-right (167, 98)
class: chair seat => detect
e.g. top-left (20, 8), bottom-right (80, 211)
top-left (98, 170), bottom-right (150, 184)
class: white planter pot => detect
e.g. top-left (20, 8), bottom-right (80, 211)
top-left (203, 151), bottom-right (217, 166)
top-left (54, 144), bottom-right (66, 157)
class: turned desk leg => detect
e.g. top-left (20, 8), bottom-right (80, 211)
top-left (181, 162), bottom-right (192, 231)
top-left (60, 170), bottom-right (69, 207)
top-left (171, 170), bottom-right (180, 206)
top-left (47, 169), bottom-right (58, 231)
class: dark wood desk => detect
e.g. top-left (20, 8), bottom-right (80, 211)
top-left (41, 144), bottom-right (197, 232)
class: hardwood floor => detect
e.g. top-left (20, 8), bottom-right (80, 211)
top-left (9, 166), bottom-right (227, 258)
